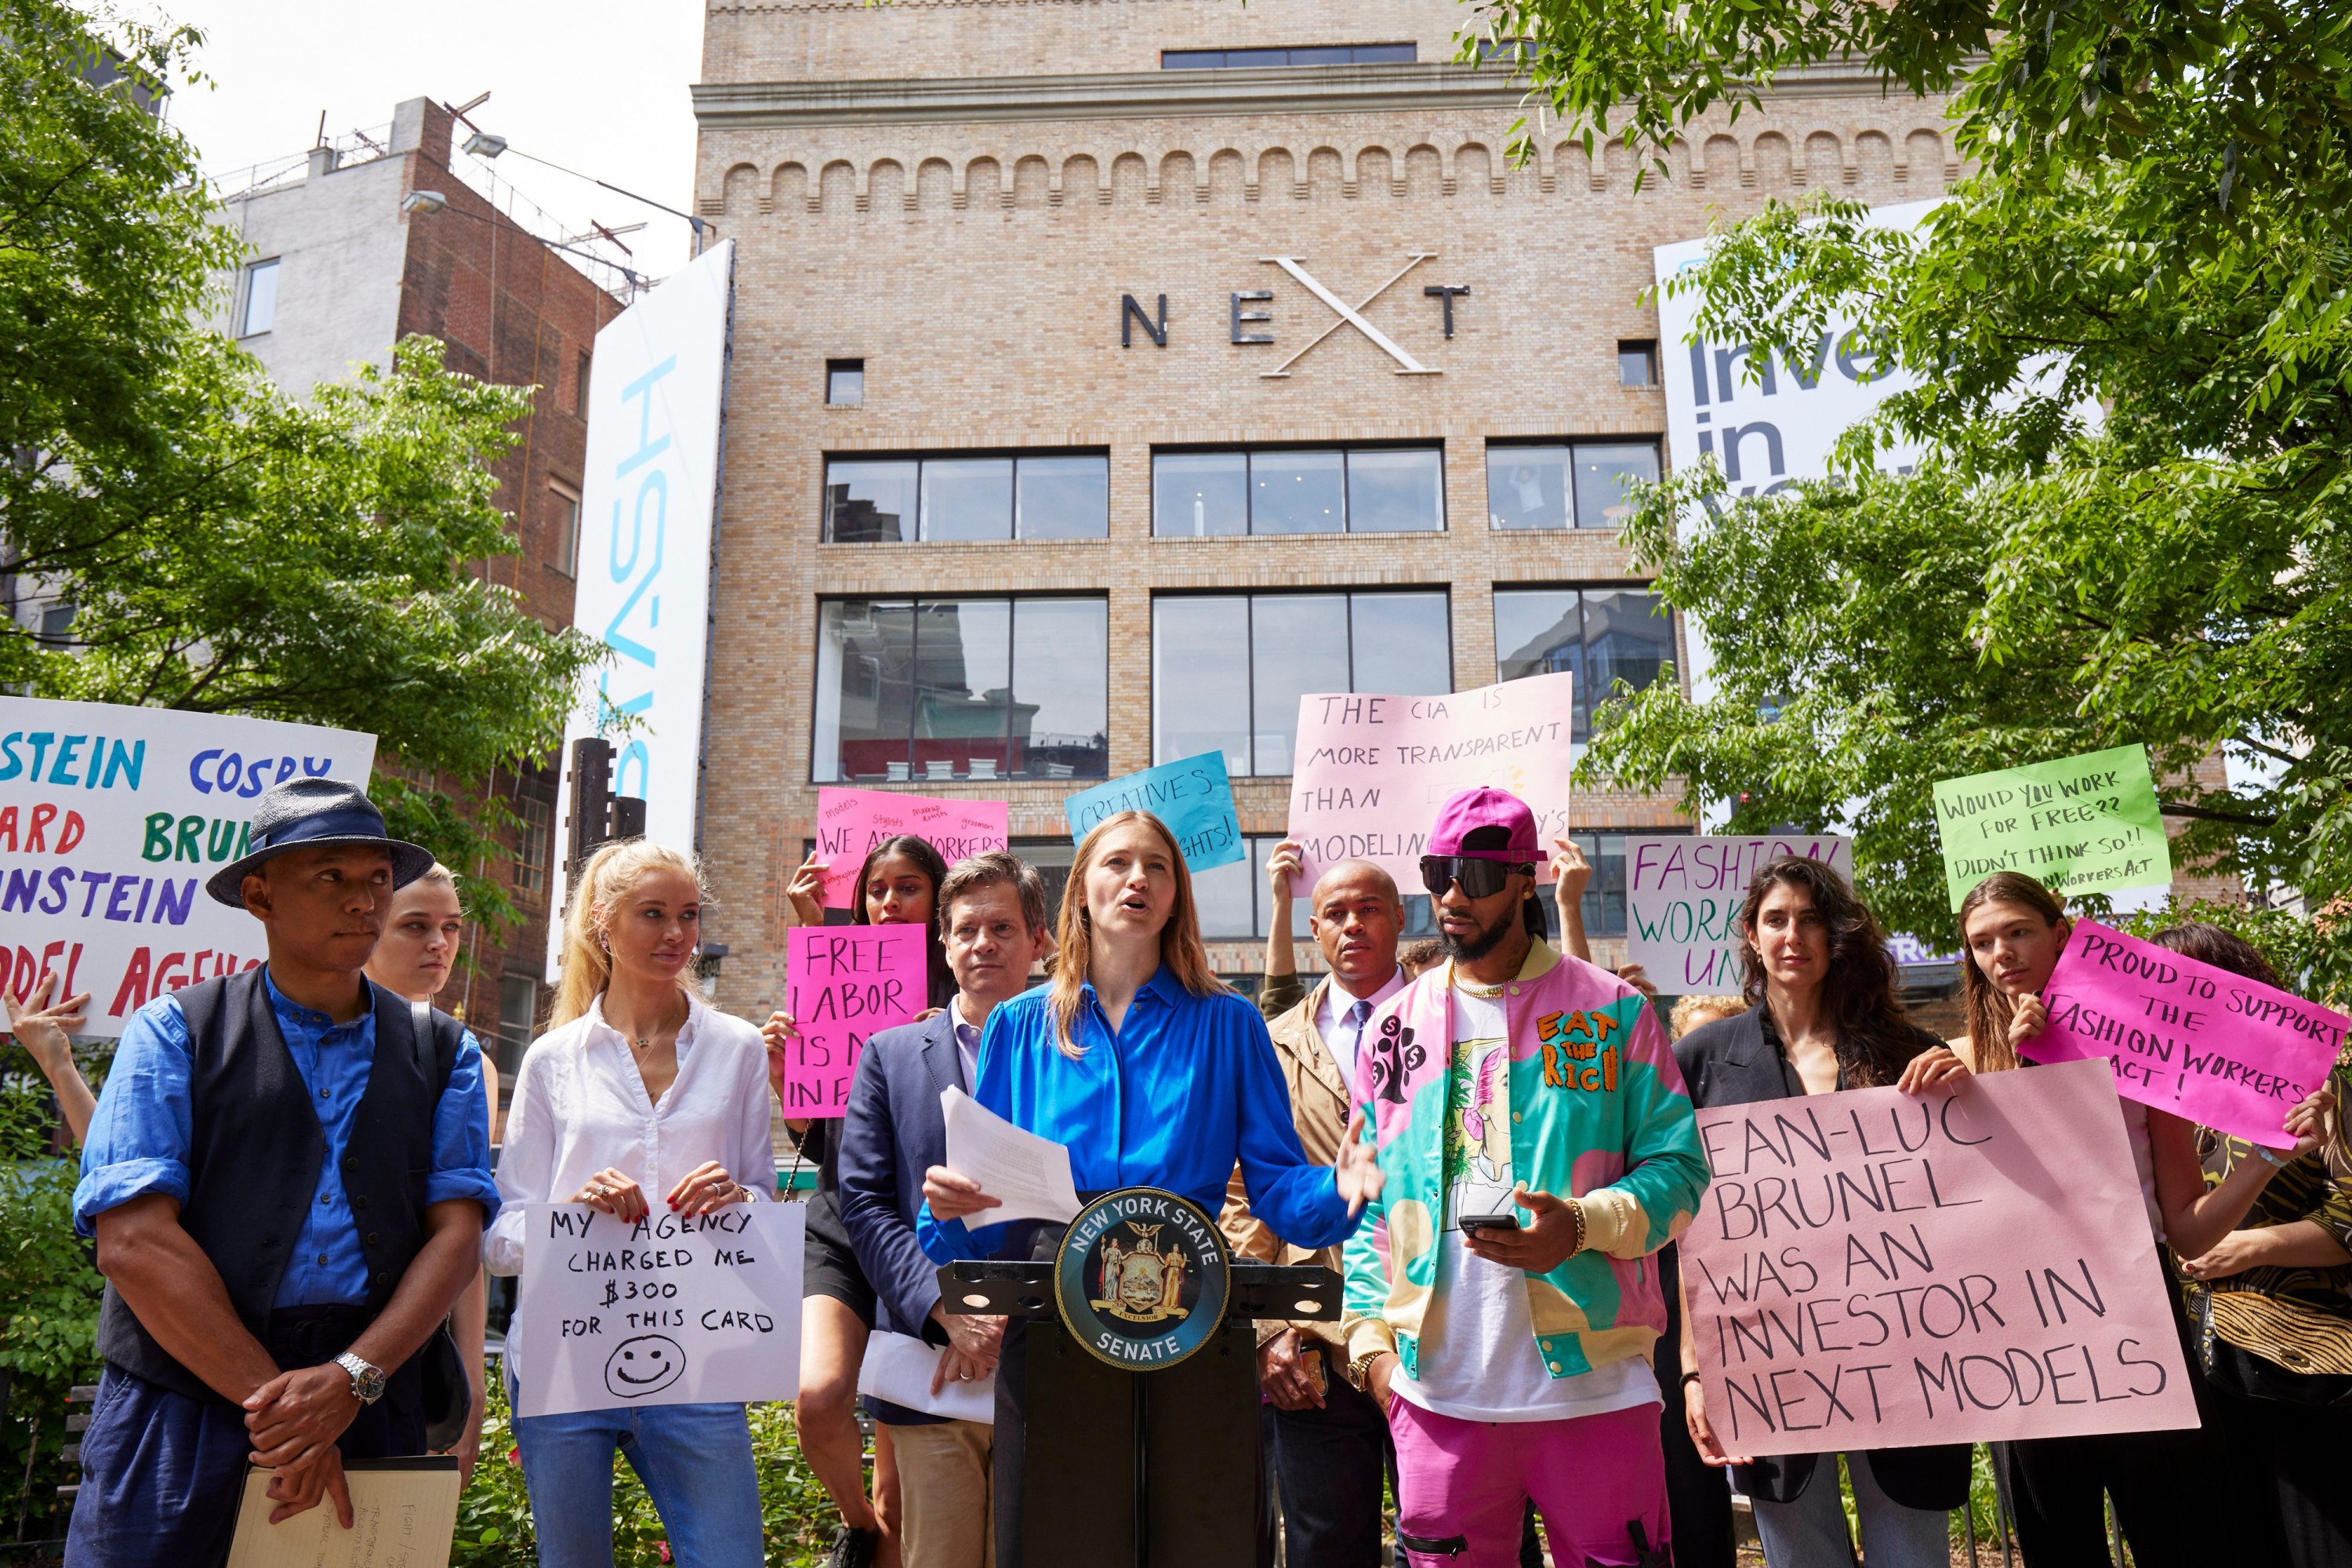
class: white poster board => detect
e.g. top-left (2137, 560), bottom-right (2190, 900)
top-left (547, 241), bottom-right (735, 978)
top-left (512, 1200), bottom-right (803, 1417)
top-left (0, 697), bottom-right (376, 1037)
top-left (1624, 833), bottom-right (1850, 993)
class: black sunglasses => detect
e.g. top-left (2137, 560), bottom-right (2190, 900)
top-left (1419, 855), bottom-right (1534, 900)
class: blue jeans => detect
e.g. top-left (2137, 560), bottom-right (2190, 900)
top-left (1750, 1454), bottom-right (1948, 1568)
top-left (509, 1371), bottom-right (764, 1568)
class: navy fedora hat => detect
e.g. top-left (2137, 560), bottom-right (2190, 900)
top-left (205, 776), bottom-right (435, 908)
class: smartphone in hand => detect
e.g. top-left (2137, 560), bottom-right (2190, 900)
top-left (1457, 1212), bottom-right (1523, 1235)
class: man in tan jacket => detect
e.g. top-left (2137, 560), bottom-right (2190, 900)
top-left (1223, 842), bottom-right (1409, 1568)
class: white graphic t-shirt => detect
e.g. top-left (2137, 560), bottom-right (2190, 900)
top-left (1392, 968), bottom-right (1661, 1423)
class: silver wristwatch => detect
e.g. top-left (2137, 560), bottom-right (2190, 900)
top-left (334, 1350), bottom-right (387, 1405)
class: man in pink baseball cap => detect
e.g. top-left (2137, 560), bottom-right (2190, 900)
top-left (1337, 786), bottom-right (1706, 1568)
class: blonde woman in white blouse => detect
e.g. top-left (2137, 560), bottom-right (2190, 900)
top-left (487, 840), bottom-right (773, 1568)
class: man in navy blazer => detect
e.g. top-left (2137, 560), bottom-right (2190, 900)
top-left (838, 851), bottom-right (1051, 1568)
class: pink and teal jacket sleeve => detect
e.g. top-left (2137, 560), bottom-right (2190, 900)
top-left (1339, 943), bottom-right (1708, 1381)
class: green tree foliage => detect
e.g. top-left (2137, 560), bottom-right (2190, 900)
top-left (2, 0), bottom-right (605, 933)
top-left (1480, 0), bottom-right (2350, 964)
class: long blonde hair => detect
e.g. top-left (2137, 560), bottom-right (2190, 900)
top-left (1048, 811), bottom-right (1228, 1058)
top-left (550, 839), bottom-right (706, 1027)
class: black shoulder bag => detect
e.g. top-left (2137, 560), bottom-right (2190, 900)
top-left (410, 1000), bottom-right (474, 1452)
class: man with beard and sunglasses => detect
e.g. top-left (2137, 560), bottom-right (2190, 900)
top-left (1339, 788), bottom-right (1707, 1568)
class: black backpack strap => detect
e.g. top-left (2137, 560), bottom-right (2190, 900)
top-left (405, 997), bottom-right (463, 1094)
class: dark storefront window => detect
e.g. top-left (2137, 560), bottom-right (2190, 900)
top-left (1494, 586), bottom-right (1675, 742)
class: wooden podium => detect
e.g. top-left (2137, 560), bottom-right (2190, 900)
top-left (943, 1189), bottom-right (1341, 1568)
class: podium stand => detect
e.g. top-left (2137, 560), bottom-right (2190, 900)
top-left (944, 1193), bottom-right (1341, 1568)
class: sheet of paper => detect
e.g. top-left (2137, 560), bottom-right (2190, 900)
top-left (1930, 743), bottom-right (2171, 910)
top-left (782, 924), bottom-right (928, 1114)
top-left (1624, 833), bottom-right (1851, 992)
top-left (512, 1202), bottom-right (804, 1417)
top-left (941, 1086), bottom-right (1080, 1227)
top-left (815, 787), bottom-right (1010, 909)
top-left (1682, 1058), bottom-right (2198, 1455)
top-left (857, 1329), bottom-right (996, 1423)
top-left (227, 1457), bottom-right (460, 1568)
top-left (2026, 920), bottom-right (2347, 1148)
top-left (1062, 751), bottom-right (1243, 872)
top-left (1284, 673), bottom-right (1575, 893)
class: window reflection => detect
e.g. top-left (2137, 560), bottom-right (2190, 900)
top-left (921, 459), bottom-right (1013, 542)
top-left (1347, 448), bottom-right (1444, 532)
top-left (825, 453), bottom-right (1107, 542)
top-left (1155, 447), bottom-right (1446, 535)
top-left (1572, 445), bottom-right (1661, 528)
top-left (1485, 441), bottom-right (1661, 530)
top-left (1152, 452), bottom-right (1249, 536)
top-left (1152, 597), bottom-right (1250, 775)
top-left (826, 461), bottom-right (919, 543)
top-left (1016, 456), bottom-right (1112, 540)
top-left (1494, 586), bottom-right (1674, 742)
top-left (1251, 451), bottom-right (1347, 534)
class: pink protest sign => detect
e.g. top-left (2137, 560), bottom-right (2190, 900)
top-left (2027, 920), bottom-right (2345, 1148)
top-left (1285, 673), bottom-right (1575, 892)
top-left (814, 788), bottom-right (1009, 909)
top-left (782, 924), bottom-right (926, 1116)
top-left (1683, 1059), bottom-right (2197, 1455)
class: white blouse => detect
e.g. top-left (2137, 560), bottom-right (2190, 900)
top-left (485, 992), bottom-right (775, 1279)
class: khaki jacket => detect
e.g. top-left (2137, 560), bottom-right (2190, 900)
top-left (1220, 974), bottom-right (1356, 1352)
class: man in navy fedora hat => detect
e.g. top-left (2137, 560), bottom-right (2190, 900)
top-left (67, 777), bottom-right (498, 1566)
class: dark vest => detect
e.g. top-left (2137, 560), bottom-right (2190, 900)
top-left (96, 967), bottom-right (460, 1405)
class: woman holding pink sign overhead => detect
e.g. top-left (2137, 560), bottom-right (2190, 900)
top-left (771, 834), bottom-right (958, 1568)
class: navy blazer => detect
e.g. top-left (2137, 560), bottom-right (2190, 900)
top-left (1673, 1004), bottom-right (1973, 1513)
top-left (837, 1007), bottom-right (963, 1347)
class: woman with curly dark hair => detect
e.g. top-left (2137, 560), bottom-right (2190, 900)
top-left (1669, 855), bottom-right (1970, 1568)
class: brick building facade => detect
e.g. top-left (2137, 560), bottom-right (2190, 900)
top-left (683, 0), bottom-right (1970, 1020)
top-left (212, 98), bottom-right (626, 1080)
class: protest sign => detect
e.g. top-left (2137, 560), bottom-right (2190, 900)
top-left (1062, 751), bottom-right (1243, 872)
top-left (1682, 1059), bottom-right (2198, 1455)
top-left (1626, 834), bottom-right (1850, 991)
top-left (782, 924), bottom-right (927, 1114)
top-left (0, 697), bottom-right (376, 1039)
top-left (814, 788), bottom-right (1009, 909)
top-left (1931, 745), bottom-right (2169, 911)
top-left (513, 1202), bottom-right (804, 1417)
top-left (2026, 920), bottom-right (2345, 1148)
top-left (1285, 673), bottom-right (1575, 891)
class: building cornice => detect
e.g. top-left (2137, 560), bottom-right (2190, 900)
top-left (691, 60), bottom-right (1911, 130)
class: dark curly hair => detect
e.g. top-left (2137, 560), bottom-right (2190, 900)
top-left (1737, 855), bottom-right (1917, 1087)
top-left (2144, 921), bottom-right (2283, 990)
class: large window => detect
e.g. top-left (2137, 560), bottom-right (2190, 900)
top-left (1486, 441), bottom-right (1660, 530)
top-left (815, 597), bottom-right (1109, 782)
top-left (1155, 591), bottom-right (1450, 775)
top-left (1494, 587), bottom-right (1675, 742)
top-left (1163, 43), bottom-right (1415, 68)
top-left (825, 452), bottom-right (1109, 543)
top-left (1153, 446), bottom-right (1443, 536)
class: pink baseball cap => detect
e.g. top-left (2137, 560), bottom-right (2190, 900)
top-left (1427, 786), bottom-right (1540, 862)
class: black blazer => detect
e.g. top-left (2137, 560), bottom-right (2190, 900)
top-left (1673, 1004), bottom-right (1973, 1512)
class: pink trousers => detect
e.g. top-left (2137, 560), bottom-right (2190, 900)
top-left (1388, 1396), bottom-right (1669, 1568)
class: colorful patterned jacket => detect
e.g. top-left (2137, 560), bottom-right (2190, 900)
top-left (1341, 941), bottom-right (1708, 1381)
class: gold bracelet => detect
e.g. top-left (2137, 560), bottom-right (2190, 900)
top-left (1569, 1198), bottom-right (1588, 1257)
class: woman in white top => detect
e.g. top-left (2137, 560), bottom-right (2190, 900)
top-left (487, 840), bottom-right (774, 1568)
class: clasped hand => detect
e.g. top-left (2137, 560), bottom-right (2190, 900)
top-left (245, 1364), bottom-right (359, 1526)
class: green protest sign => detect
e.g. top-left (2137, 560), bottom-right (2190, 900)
top-left (1930, 744), bottom-right (2171, 910)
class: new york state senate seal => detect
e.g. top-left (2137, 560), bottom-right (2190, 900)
top-left (1055, 1188), bottom-right (1231, 1370)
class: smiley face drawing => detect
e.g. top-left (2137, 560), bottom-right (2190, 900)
top-left (603, 1335), bottom-right (686, 1399)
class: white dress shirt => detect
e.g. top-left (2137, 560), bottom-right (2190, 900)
top-left (1315, 964), bottom-right (1409, 1092)
top-left (485, 991), bottom-right (774, 1280)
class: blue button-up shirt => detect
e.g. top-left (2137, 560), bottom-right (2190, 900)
top-left (74, 971), bottom-right (499, 1308)
top-left (916, 967), bottom-right (1357, 1262)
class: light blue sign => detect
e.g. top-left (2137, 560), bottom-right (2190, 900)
top-left (1063, 751), bottom-right (1243, 873)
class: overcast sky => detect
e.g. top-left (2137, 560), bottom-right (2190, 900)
top-left (147, 0), bottom-right (707, 273)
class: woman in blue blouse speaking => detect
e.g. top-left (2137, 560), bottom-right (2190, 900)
top-left (919, 809), bottom-right (1384, 1559)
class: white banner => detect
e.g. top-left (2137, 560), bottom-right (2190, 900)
top-left (547, 241), bottom-right (735, 978)
top-left (1624, 833), bottom-right (1850, 993)
top-left (512, 1200), bottom-right (803, 1417)
top-left (0, 697), bottom-right (375, 1038)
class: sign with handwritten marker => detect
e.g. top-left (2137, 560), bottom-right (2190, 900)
top-left (0, 696), bottom-right (376, 1039)
top-left (782, 923), bottom-right (927, 1115)
top-left (2025, 920), bottom-right (2345, 1148)
top-left (1062, 751), bottom-right (1243, 872)
top-left (1625, 834), bottom-right (1851, 992)
top-left (1931, 745), bottom-right (2169, 911)
top-left (1682, 1060), bottom-right (2197, 1455)
top-left (513, 1202), bottom-right (804, 1417)
top-left (1285, 673), bottom-right (1575, 892)
top-left (815, 788), bottom-right (1008, 909)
